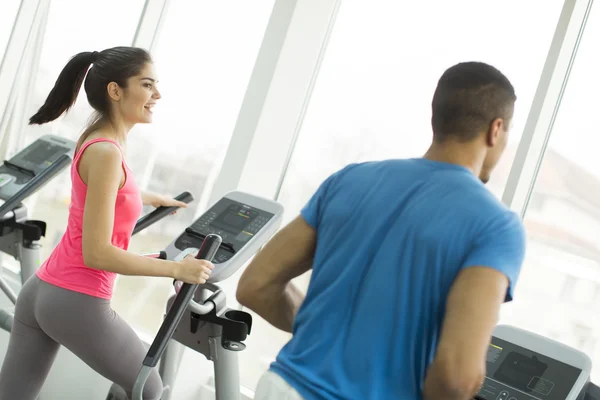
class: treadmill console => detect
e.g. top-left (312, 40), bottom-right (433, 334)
top-left (475, 325), bottom-right (591, 400)
top-left (0, 135), bottom-right (75, 199)
top-left (164, 191), bottom-right (283, 282)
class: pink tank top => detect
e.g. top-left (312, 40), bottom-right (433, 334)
top-left (36, 138), bottom-right (143, 299)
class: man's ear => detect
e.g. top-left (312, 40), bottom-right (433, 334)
top-left (486, 118), bottom-right (504, 147)
top-left (107, 82), bottom-right (121, 101)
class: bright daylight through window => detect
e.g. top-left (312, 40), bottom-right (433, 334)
top-left (111, 0), bottom-right (275, 337)
top-left (10, 0), bottom-right (275, 340)
top-left (0, 1), bottom-right (21, 63)
top-left (499, 2), bottom-right (600, 384)
top-left (2, 0), bottom-right (600, 397)
top-left (243, 0), bottom-right (565, 392)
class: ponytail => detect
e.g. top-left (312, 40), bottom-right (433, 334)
top-left (29, 51), bottom-right (97, 125)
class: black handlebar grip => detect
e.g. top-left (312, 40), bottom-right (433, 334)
top-left (142, 234), bottom-right (222, 367)
top-left (0, 154), bottom-right (71, 219)
top-left (194, 233), bottom-right (222, 260)
top-left (132, 191), bottom-right (194, 235)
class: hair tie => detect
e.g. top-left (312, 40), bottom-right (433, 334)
top-left (91, 51), bottom-right (99, 63)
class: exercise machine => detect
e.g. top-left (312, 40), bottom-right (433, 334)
top-left (106, 191), bottom-right (283, 400)
top-left (475, 324), bottom-right (599, 400)
top-left (0, 134), bottom-right (76, 332)
top-left (138, 191), bottom-right (282, 400)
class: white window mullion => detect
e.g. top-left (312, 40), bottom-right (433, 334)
top-left (132, 0), bottom-right (172, 52)
top-left (7, 0), bottom-right (50, 155)
top-left (502, 0), bottom-right (594, 217)
top-left (0, 0), bottom-right (48, 149)
top-left (130, 0), bottom-right (171, 190)
top-left (209, 0), bottom-right (342, 205)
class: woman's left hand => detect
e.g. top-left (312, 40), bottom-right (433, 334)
top-left (142, 191), bottom-right (189, 211)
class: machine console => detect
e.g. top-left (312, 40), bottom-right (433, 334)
top-left (475, 325), bottom-right (592, 400)
top-left (163, 191), bottom-right (284, 282)
top-left (0, 134), bottom-right (75, 199)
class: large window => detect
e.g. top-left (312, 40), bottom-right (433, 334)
top-left (0, 1), bottom-right (275, 396)
top-left (18, 0), bottom-right (145, 220)
top-left (241, 0), bottom-right (565, 393)
top-left (0, 1), bottom-right (20, 64)
top-left (24, 0), bottom-right (145, 146)
top-left (113, 0), bottom-right (275, 337)
top-left (499, 2), bottom-right (600, 383)
top-left (15, 0), bottom-right (275, 339)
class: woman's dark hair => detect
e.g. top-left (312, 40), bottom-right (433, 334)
top-left (29, 46), bottom-right (152, 146)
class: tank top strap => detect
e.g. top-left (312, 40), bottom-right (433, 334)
top-left (73, 138), bottom-right (125, 166)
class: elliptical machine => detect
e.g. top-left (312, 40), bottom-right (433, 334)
top-left (475, 325), bottom-right (600, 400)
top-left (0, 134), bottom-right (76, 332)
top-left (106, 191), bottom-right (284, 400)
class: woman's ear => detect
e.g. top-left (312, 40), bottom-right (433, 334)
top-left (107, 82), bottom-right (121, 101)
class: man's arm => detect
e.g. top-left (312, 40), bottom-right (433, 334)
top-left (422, 267), bottom-right (508, 400)
top-left (423, 212), bottom-right (526, 400)
top-left (236, 216), bottom-right (316, 333)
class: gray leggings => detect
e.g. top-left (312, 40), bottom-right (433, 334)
top-left (0, 276), bottom-right (163, 400)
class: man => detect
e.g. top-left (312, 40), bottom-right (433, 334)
top-left (236, 61), bottom-right (527, 400)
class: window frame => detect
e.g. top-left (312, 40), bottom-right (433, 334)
top-left (502, 0), bottom-right (594, 216)
top-left (0, 0), bottom-right (595, 397)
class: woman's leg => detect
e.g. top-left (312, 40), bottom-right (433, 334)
top-left (0, 276), bottom-right (61, 400)
top-left (35, 279), bottom-right (163, 400)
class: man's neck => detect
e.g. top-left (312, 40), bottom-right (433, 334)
top-left (423, 140), bottom-right (485, 178)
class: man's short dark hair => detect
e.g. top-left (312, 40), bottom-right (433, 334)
top-left (431, 62), bottom-right (516, 142)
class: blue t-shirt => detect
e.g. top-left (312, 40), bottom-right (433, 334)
top-left (269, 158), bottom-right (527, 400)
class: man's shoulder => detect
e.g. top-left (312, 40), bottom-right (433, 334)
top-left (334, 159), bottom-right (419, 179)
top-left (467, 195), bottom-right (525, 240)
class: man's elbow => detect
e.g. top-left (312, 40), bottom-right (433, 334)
top-left (236, 277), bottom-right (259, 308)
top-left (424, 358), bottom-right (484, 400)
top-left (439, 373), bottom-right (483, 400)
top-left (236, 274), bottom-right (276, 310)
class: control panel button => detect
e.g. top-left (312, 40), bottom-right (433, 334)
top-left (0, 174), bottom-right (14, 188)
top-left (496, 391), bottom-right (509, 400)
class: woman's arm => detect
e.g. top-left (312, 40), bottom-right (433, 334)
top-left (140, 191), bottom-right (152, 206)
top-left (78, 142), bottom-right (210, 282)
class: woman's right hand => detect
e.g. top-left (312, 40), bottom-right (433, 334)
top-left (172, 255), bottom-right (215, 284)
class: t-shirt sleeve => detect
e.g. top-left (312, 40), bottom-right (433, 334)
top-left (461, 210), bottom-right (527, 302)
top-left (300, 167), bottom-right (347, 229)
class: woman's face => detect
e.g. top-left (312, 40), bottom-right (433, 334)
top-left (116, 62), bottom-right (161, 125)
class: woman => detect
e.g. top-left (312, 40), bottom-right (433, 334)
top-left (0, 46), bottom-right (214, 400)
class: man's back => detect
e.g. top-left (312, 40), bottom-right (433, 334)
top-left (269, 158), bottom-right (525, 399)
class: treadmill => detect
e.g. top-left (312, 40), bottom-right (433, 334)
top-left (0, 134), bottom-right (75, 332)
top-left (475, 325), bottom-right (599, 400)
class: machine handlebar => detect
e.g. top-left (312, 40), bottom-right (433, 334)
top-left (141, 234), bottom-right (222, 368)
top-left (133, 234), bottom-right (222, 400)
top-left (132, 191), bottom-right (194, 236)
top-left (0, 154), bottom-right (72, 219)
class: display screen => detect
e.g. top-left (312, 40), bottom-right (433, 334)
top-left (211, 204), bottom-right (258, 234)
top-left (11, 140), bottom-right (70, 175)
top-left (180, 198), bottom-right (275, 263)
top-left (475, 338), bottom-right (582, 400)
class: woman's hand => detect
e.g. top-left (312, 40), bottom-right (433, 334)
top-left (142, 191), bottom-right (188, 210)
top-left (173, 255), bottom-right (214, 284)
